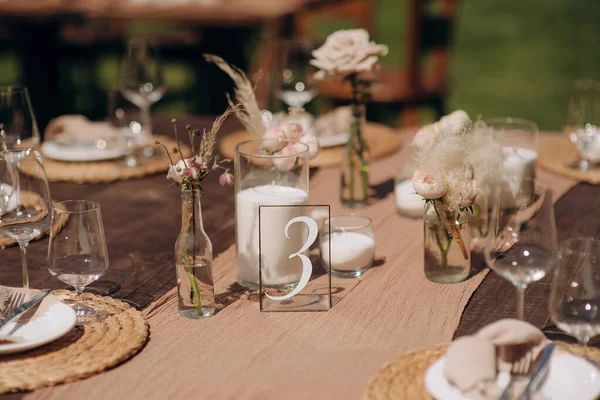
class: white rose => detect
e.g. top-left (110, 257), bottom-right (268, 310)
top-left (310, 29), bottom-right (388, 80)
top-left (412, 170), bottom-right (447, 199)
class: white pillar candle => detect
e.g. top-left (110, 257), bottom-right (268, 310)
top-left (236, 184), bottom-right (308, 287)
top-left (502, 146), bottom-right (537, 206)
top-left (394, 179), bottom-right (425, 218)
top-left (320, 231), bottom-right (375, 272)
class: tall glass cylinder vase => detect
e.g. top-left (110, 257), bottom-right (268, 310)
top-left (235, 139), bottom-right (310, 289)
top-left (341, 104), bottom-right (370, 208)
top-left (424, 203), bottom-right (471, 283)
top-left (175, 189), bottom-right (215, 319)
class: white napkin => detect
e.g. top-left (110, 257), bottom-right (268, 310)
top-left (45, 115), bottom-right (119, 143)
top-left (313, 106), bottom-right (352, 136)
top-left (0, 286), bottom-right (57, 325)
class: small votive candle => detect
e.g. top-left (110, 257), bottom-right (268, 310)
top-left (320, 215), bottom-right (375, 278)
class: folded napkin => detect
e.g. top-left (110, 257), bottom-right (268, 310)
top-left (0, 286), bottom-right (58, 342)
top-left (313, 106), bottom-right (352, 137)
top-left (44, 115), bottom-right (119, 143)
top-left (444, 319), bottom-right (549, 400)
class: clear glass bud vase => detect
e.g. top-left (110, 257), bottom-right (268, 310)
top-left (341, 104), bottom-right (370, 208)
top-left (423, 203), bottom-right (471, 283)
top-left (175, 189), bottom-right (216, 318)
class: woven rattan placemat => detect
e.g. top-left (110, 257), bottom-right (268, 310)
top-left (538, 136), bottom-right (600, 184)
top-left (0, 290), bottom-right (149, 394)
top-left (22, 136), bottom-right (184, 184)
top-left (363, 341), bottom-right (600, 400)
top-left (219, 122), bottom-right (401, 168)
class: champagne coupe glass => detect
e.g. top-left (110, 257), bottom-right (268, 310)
top-left (550, 237), bottom-right (600, 352)
top-left (483, 179), bottom-right (558, 320)
top-left (48, 200), bottom-right (109, 325)
top-left (0, 149), bottom-right (51, 287)
top-left (0, 86), bottom-right (40, 151)
top-left (563, 80), bottom-right (600, 170)
top-left (276, 40), bottom-right (318, 109)
top-left (118, 37), bottom-right (165, 151)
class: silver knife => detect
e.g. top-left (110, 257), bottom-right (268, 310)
top-left (519, 342), bottom-right (556, 400)
top-left (0, 289), bottom-right (51, 330)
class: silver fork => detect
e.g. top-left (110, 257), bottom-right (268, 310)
top-left (0, 292), bottom-right (26, 320)
top-left (500, 351), bottom-right (533, 400)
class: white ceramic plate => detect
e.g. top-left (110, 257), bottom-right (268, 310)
top-left (425, 352), bottom-right (600, 400)
top-left (317, 132), bottom-right (349, 148)
top-left (0, 296), bottom-right (76, 354)
top-left (42, 141), bottom-right (128, 162)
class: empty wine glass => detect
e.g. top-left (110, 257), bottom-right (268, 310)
top-left (0, 149), bottom-right (52, 288)
top-left (550, 237), bottom-right (600, 350)
top-left (564, 80), bottom-right (600, 170)
top-left (48, 200), bottom-right (109, 324)
top-left (118, 37), bottom-right (165, 149)
top-left (0, 86), bottom-right (40, 151)
top-left (107, 88), bottom-right (145, 167)
top-left (483, 179), bottom-right (558, 320)
top-left (276, 40), bottom-right (318, 109)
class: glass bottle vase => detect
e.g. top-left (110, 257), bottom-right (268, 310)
top-left (423, 203), bottom-right (471, 283)
top-left (341, 104), bottom-right (370, 208)
top-left (175, 189), bottom-right (216, 318)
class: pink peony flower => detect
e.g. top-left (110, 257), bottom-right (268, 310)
top-left (280, 122), bottom-right (303, 141)
top-left (300, 134), bottom-right (320, 159)
top-left (272, 144), bottom-right (298, 171)
top-left (219, 171), bottom-right (234, 187)
top-left (262, 126), bottom-right (286, 152)
top-left (412, 170), bottom-right (447, 199)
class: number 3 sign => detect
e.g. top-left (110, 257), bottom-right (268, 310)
top-left (258, 205), bottom-right (332, 312)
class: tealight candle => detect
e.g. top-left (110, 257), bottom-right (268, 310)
top-left (394, 179), bottom-right (424, 218)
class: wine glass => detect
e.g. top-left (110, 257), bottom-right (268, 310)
top-left (0, 149), bottom-right (52, 288)
top-left (483, 179), bottom-right (558, 320)
top-left (118, 37), bottom-right (165, 148)
top-left (48, 200), bottom-right (109, 325)
top-left (107, 88), bottom-right (145, 167)
top-left (550, 237), bottom-right (600, 351)
top-left (563, 80), bottom-right (600, 170)
top-left (275, 40), bottom-right (318, 109)
top-left (0, 86), bottom-right (40, 151)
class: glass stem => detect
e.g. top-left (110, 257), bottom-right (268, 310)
top-left (516, 286), bottom-right (525, 320)
top-left (140, 105), bottom-right (152, 143)
top-left (18, 241), bottom-right (29, 288)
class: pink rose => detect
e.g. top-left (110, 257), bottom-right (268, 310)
top-left (262, 126), bottom-right (286, 152)
top-left (219, 171), bottom-right (234, 187)
top-left (272, 144), bottom-right (297, 171)
top-left (412, 170), bottom-right (447, 199)
top-left (300, 134), bottom-right (320, 159)
top-left (280, 122), bottom-right (303, 141)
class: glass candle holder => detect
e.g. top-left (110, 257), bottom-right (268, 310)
top-left (564, 80), bottom-right (600, 170)
top-left (320, 215), bottom-right (375, 278)
top-left (235, 138), bottom-right (310, 290)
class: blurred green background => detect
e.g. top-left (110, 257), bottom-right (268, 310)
top-left (0, 0), bottom-right (598, 131)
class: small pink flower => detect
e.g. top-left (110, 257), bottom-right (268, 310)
top-left (300, 134), bottom-right (320, 159)
top-left (189, 156), bottom-right (206, 171)
top-left (262, 126), bottom-right (286, 152)
top-left (412, 170), bottom-right (447, 199)
top-left (181, 167), bottom-right (199, 180)
top-left (272, 144), bottom-right (297, 171)
top-left (280, 122), bottom-right (303, 141)
top-left (219, 171), bottom-right (234, 187)
top-left (166, 159), bottom-right (190, 182)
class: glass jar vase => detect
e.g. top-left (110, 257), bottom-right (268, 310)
top-left (423, 202), bottom-right (471, 283)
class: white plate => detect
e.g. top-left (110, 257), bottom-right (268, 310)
top-left (425, 352), bottom-right (600, 400)
top-left (317, 132), bottom-right (349, 148)
top-left (42, 141), bottom-right (128, 162)
top-left (0, 295), bottom-right (76, 354)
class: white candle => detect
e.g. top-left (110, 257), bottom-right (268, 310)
top-left (394, 179), bottom-right (424, 218)
top-left (236, 184), bottom-right (308, 287)
top-left (502, 146), bottom-right (536, 206)
top-left (320, 231), bottom-right (375, 272)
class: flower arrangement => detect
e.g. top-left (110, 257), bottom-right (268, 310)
top-left (310, 29), bottom-right (388, 207)
top-left (411, 110), bottom-right (478, 263)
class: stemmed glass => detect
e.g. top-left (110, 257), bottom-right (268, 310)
top-left (483, 179), bottom-right (558, 320)
top-left (0, 86), bottom-right (40, 150)
top-left (48, 200), bottom-right (109, 325)
top-left (118, 37), bottom-right (165, 149)
top-left (275, 40), bottom-right (318, 109)
top-left (0, 149), bottom-right (52, 288)
top-left (563, 80), bottom-right (600, 170)
top-left (550, 237), bottom-right (600, 350)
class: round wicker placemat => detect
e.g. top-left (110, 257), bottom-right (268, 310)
top-left (538, 136), bottom-right (600, 184)
top-left (0, 290), bottom-right (149, 394)
top-left (21, 136), bottom-right (184, 184)
top-left (219, 122), bottom-right (402, 168)
top-left (363, 341), bottom-right (600, 400)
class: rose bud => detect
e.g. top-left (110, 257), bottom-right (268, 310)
top-left (219, 171), bottom-right (234, 187)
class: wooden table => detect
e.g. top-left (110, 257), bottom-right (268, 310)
top-left (0, 119), bottom-right (595, 399)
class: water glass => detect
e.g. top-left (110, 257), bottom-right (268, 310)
top-left (320, 215), bottom-right (375, 278)
top-left (550, 237), bottom-right (600, 348)
top-left (0, 86), bottom-right (40, 150)
top-left (564, 79), bottom-right (600, 170)
top-left (48, 200), bottom-right (109, 325)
